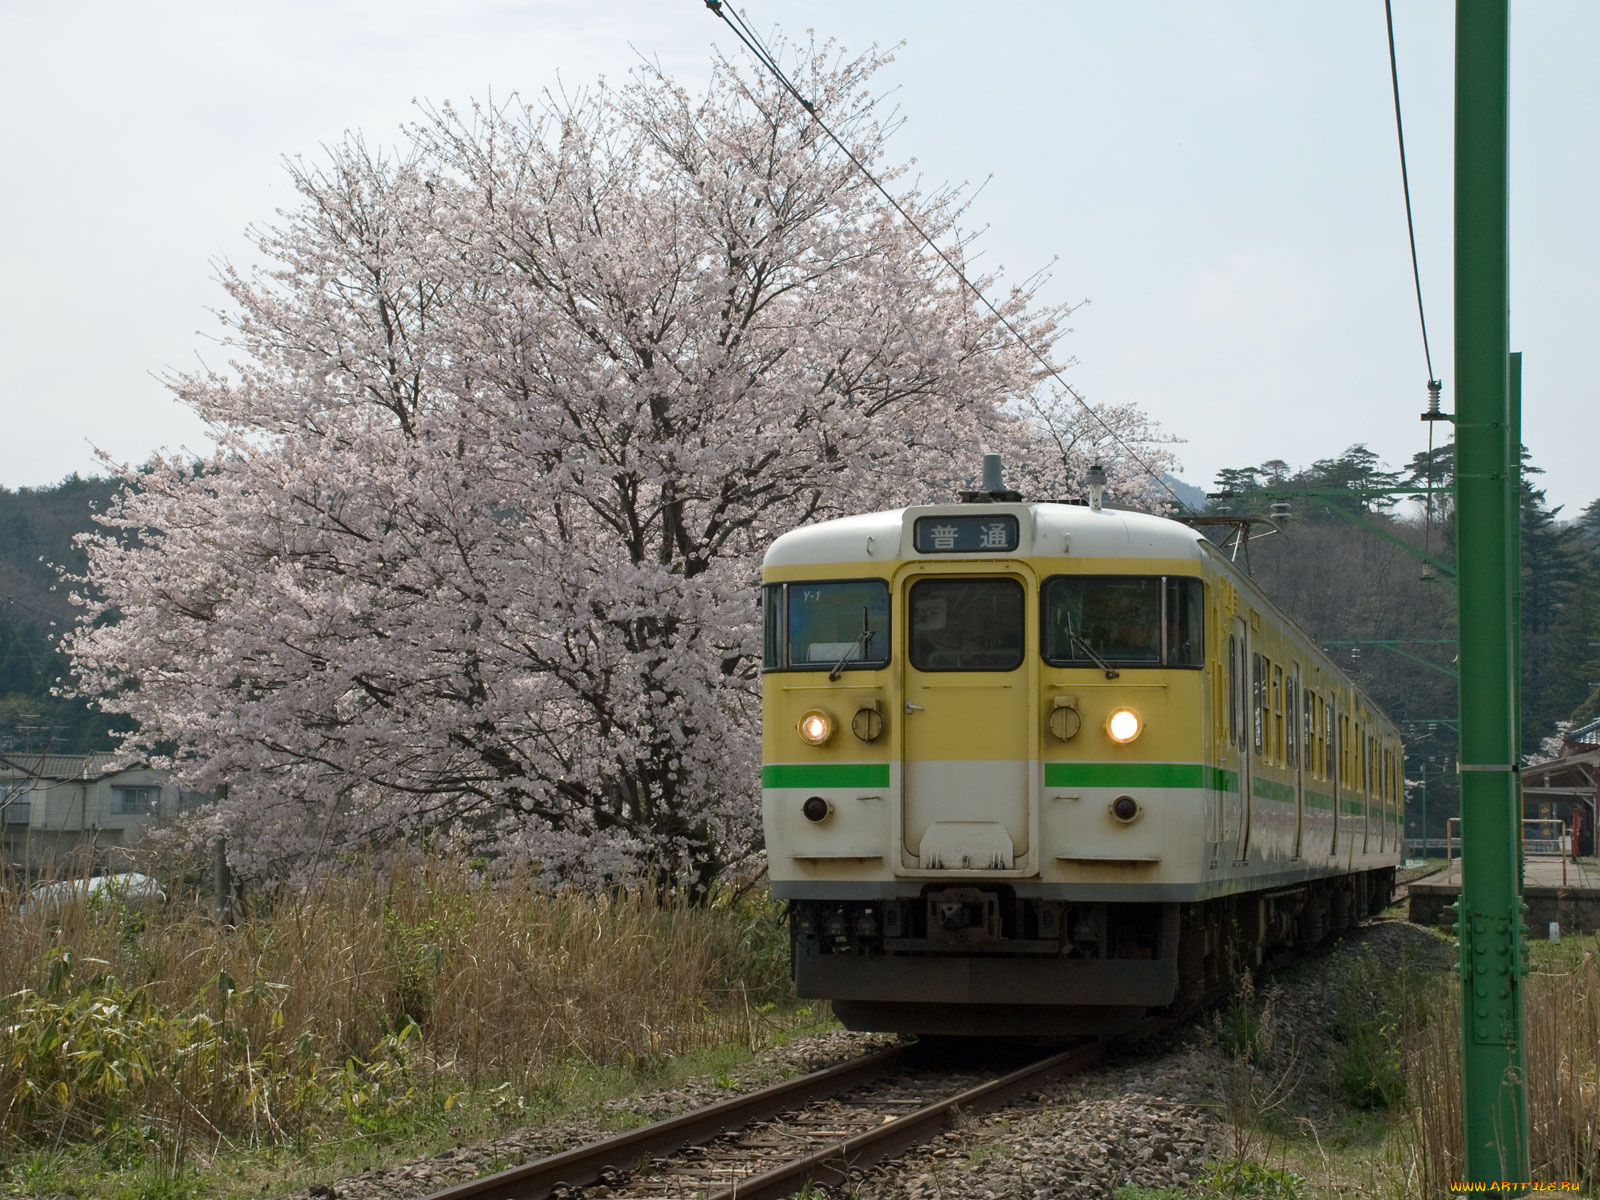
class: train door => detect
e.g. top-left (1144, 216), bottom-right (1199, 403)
top-left (1289, 664), bottom-right (1304, 860)
top-left (1361, 727), bottom-right (1371, 854)
top-left (1328, 694), bottom-right (1340, 858)
top-left (1217, 623), bottom-right (1241, 858)
top-left (1235, 617), bottom-right (1253, 864)
top-left (896, 565), bottom-right (1037, 874)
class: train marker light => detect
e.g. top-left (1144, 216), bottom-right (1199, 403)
top-left (801, 796), bottom-right (831, 823)
top-left (852, 700), bottom-right (885, 742)
top-left (1048, 695), bottom-right (1083, 741)
top-left (1107, 708), bottom-right (1142, 743)
top-left (1111, 795), bottom-right (1141, 823)
top-left (798, 709), bottom-right (834, 745)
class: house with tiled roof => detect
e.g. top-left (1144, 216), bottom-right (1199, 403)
top-left (0, 751), bottom-right (206, 872)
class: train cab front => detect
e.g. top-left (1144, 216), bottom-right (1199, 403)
top-left (760, 494), bottom-right (1208, 1035)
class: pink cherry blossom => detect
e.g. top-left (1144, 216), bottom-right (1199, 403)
top-left (65, 40), bottom-right (1176, 890)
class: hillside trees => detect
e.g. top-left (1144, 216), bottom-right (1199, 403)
top-left (1516, 472), bottom-right (1600, 755)
top-left (65, 44), bottom-right (1171, 888)
top-left (0, 478), bottom-right (129, 752)
top-left (1208, 447), bottom-right (1600, 838)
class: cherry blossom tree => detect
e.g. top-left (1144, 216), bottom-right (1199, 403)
top-left (67, 42), bottom-right (1175, 889)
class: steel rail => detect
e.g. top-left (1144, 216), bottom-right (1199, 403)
top-left (415, 1043), bottom-right (913, 1200)
top-left (696, 1034), bottom-right (1123, 1200)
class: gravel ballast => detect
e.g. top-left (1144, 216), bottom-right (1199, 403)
top-left (304, 918), bottom-right (1450, 1200)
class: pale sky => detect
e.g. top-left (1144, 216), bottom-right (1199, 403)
top-left (3, 2), bottom-right (1593, 516)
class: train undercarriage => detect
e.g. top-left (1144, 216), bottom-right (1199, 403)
top-left (790, 869), bottom-right (1396, 1036)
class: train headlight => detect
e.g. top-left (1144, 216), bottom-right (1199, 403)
top-left (797, 709), bottom-right (835, 746)
top-left (1106, 707), bottom-right (1142, 743)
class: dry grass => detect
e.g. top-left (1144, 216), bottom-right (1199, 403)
top-left (0, 857), bottom-right (794, 1166)
top-left (1408, 937), bottom-right (1600, 1194)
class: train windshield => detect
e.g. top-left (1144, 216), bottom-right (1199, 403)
top-left (1042, 575), bottom-right (1204, 668)
top-left (909, 577), bottom-right (1025, 672)
top-left (764, 580), bottom-right (890, 672)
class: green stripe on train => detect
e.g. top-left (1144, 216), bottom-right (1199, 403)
top-left (1251, 775), bottom-right (1297, 804)
top-left (1044, 762), bottom-right (1221, 789)
top-left (762, 763), bottom-right (892, 789)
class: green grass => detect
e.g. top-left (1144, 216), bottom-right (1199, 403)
top-left (1527, 927), bottom-right (1600, 972)
top-left (1, 1006), bottom-right (838, 1200)
top-left (0, 860), bottom-right (827, 1200)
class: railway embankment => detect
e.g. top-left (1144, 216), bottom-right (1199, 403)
top-left (306, 915), bottom-right (1456, 1200)
top-left (5, 866), bottom-right (1595, 1198)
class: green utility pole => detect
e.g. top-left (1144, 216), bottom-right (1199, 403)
top-left (1509, 352), bottom-right (1523, 894)
top-left (1453, 0), bottom-right (1529, 1186)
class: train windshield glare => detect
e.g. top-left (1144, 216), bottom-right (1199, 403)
top-left (1043, 575), bottom-right (1204, 668)
top-left (765, 580), bottom-right (890, 672)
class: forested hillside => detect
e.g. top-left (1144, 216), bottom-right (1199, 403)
top-left (0, 476), bottom-right (129, 753)
top-left (1205, 444), bottom-right (1600, 841)
top-left (5, 449), bottom-right (1596, 837)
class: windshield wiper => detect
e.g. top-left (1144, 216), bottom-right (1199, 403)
top-left (829, 610), bottom-right (876, 681)
top-left (1067, 619), bottom-right (1119, 679)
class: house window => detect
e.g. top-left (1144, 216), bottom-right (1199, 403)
top-left (1, 783), bottom-right (30, 826)
top-left (114, 786), bottom-right (162, 816)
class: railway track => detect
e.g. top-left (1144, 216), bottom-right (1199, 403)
top-left (415, 876), bottom-right (1419, 1200)
top-left (417, 1029), bottom-right (1154, 1200)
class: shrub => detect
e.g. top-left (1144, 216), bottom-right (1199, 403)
top-left (0, 856), bottom-right (798, 1172)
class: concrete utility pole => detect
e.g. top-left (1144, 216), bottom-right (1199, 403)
top-left (1452, 0), bottom-right (1530, 1185)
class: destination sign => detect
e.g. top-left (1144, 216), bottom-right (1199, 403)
top-left (912, 514), bottom-right (1020, 554)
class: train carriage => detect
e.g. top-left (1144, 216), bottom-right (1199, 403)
top-left (761, 460), bottom-right (1401, 1035)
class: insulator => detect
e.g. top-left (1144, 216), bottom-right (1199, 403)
top-left (1421, 379), bottom-right (1448, 421)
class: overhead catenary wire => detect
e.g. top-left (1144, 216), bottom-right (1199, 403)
top-left (1384, 0), bottom-right (1444, 562)
top-left (701, 1), bottom-right (1194, 515)
top-left (1384, 0), bottom-right (1438, 390)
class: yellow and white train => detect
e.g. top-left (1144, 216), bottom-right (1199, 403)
top-left (761, 459), bottom-right (1401, 1034)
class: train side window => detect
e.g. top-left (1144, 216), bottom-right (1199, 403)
top-left (1325, 701), bottom-right (1335, 780)
top-left (910, 577), bottom-right (1024, 672)
top-left (1286, 677), bottom-right (1298, 768)
top-left (762, 584), bottom-right (783, 671)
top-left (1252, 653), bottom-right (1264, 754)
top-left (1271, 665), bottom-right (1283, 765)
top-left (1227, 635), bottom-right (1238, 746)
top-left (1164, 577), bottom-right (1205, 666)
top-left (1302, 689), bottom-right (1316, 777)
